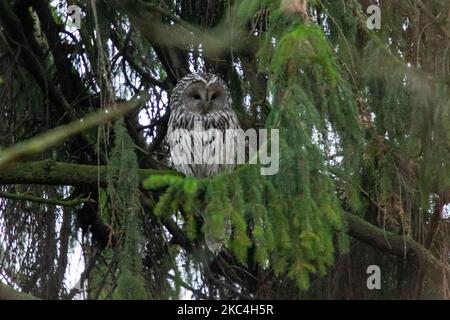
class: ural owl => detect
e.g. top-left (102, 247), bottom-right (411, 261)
top-left (166, 73), bottom-right (241, 253)
top-left (167, 73), bottom-right (241, 177)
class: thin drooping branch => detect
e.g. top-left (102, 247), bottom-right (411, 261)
top-left (0, 191), bottom-right (94, 207)
top-left (0, 92), bottom-right (150, 170)
top-left (112, 0), bottom-right (221, 54)
top-left (167, 273), bottom-right (209, 299)
top-left (64, 250), bottom-right (102, 300)
top-left (110, 28), bottom-right (170, 91)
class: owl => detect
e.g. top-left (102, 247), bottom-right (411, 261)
top-left (166, 73), bottom-right (241, 253)
top-left (167, 73), bottom-right (241, 177)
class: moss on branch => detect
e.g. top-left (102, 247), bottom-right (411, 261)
top-left (0, 160), bottom-right (180, 187)
top-left (344, 212), bottom-right (450, 286)
top-left (0, 93), bottom-right (150, 170)
top-left (0, 282), bottom-right (40, 300)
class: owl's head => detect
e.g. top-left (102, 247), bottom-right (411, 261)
top-left (170, 73), bottom-right (231, 115)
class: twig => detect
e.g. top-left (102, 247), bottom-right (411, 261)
top-left (0, 92), bottom-right (150, 170)
top-left (167, 273), bottom-right (209, 299)
top-left (0, 191), bottom-right (94, 207)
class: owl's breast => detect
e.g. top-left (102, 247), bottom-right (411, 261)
top-left (167, 110), bottom-right (241, 177)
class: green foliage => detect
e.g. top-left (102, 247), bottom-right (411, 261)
top-left (145, 167), bottom-right (347, 289)
top-left (115, 267), bottom-right (148, 300)
top-left (144, 10), bottom-right (367, 291)
top-left (107, 118), bottom-right (148, 299)
top-left (271, 25), bottom-right (340, 87)
top-left (237, 0), bottom-right (261, 20)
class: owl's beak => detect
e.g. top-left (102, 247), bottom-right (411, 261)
top-left (201, 102), bottom-right (211, 114)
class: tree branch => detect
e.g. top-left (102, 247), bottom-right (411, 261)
top-left (30, 0), bottom-right (87, 102)
top-left (0, 160), bottom-right (180, 187)
top-left (110, 28), bottom-right (170, 91)
top-left (0, 191), bottom-right (93, 207)
top-left (1, 158), bottom-right (446, 288)
top-left (0, 92), bottom-right (150, 170)
top-left (0, 0), bottom-right (75, 118)
top-left (0, 282), bottom-right (40, 300)
top-left (344, 211), bottom-right (450, 286)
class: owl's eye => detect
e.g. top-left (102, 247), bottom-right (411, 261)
top-left (211, 93), bottom-right (218, 100)
top-left (193, 93), bottom-right (201, 100)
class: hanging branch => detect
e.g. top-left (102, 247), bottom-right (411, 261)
top-left (0, 92), bottom-right (150, 170)
top-left (344, 212), bottom-right (450, 287)
top-left (110, 28), bottom-right (171, 91)
top-left (0, 191), bottom-right (94, 207)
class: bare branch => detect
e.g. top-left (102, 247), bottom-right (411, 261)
top-left (0, 92), bottom-right (150, 170)
top-left (0, 191), bottom-right (94, 207)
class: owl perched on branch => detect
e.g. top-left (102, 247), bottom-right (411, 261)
top-left (166, 73), bottom-right (241, 253)
top-left (167, 73), bottom-right (241, 177)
